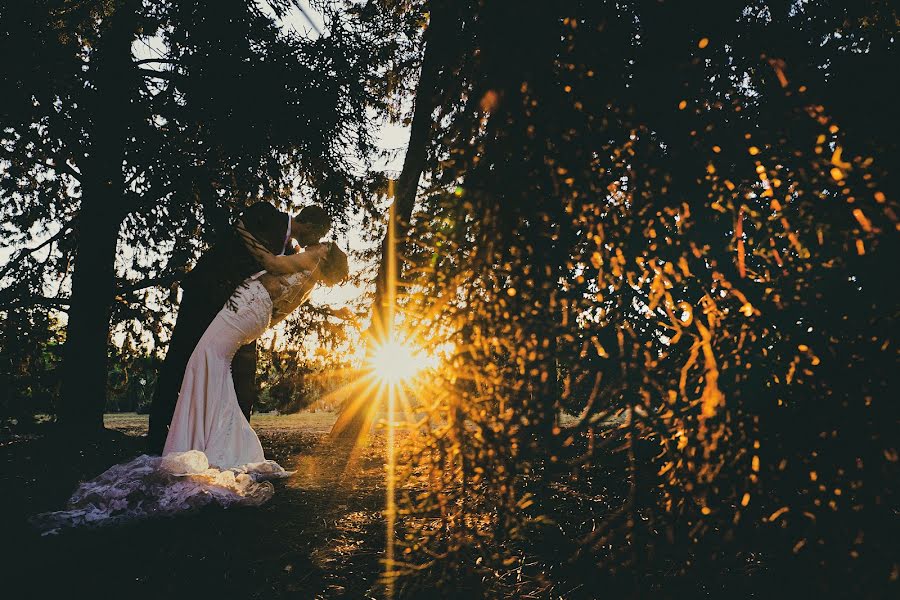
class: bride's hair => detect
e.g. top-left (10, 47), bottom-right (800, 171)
top-left (319, 242), bottom-right (349, 285)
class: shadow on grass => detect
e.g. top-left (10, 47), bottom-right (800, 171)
top-left (3, 423), bottom-right (391, 599)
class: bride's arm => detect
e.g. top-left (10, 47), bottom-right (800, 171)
top-left (261, 249), bottom-right (325, 275)
top-left (236, 221), bottom-right (325, 274)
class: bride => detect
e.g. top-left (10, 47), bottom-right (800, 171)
top-left (34, 239), bottom-right (350, 532)
top-left (163, 240), bottom-right (348, 467)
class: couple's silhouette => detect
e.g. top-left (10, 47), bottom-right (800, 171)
top-left (35, 201), bottom-right (351, 531)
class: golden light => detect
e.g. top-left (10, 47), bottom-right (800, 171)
top-left (369, 338), bottom-right (429, 384)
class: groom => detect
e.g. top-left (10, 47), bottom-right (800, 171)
top-left (147, 201), bottom-right (332, 454)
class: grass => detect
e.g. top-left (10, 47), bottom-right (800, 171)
top-left (4, 411), bottom-right (393, 599)
top-left (102, 410), bottom-right (341, 435)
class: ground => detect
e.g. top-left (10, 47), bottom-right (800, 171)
top-left (3, 412), bottom-right (394, 599)
top-left (6, 412), bottom-right (888, 599)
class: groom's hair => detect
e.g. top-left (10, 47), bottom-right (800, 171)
top-left (296, 205), bottom-right (332, 232)
top-left (320, 243), bottom-right (349, 286)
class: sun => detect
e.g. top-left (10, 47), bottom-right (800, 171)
top-left (369, 338), bottom-right (428, 384)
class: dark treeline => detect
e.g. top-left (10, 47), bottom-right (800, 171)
top-left (386, 0), bottom-right (898, 597)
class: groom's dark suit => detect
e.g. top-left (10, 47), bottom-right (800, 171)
top-left (147, 202), bottom-right (291, 454)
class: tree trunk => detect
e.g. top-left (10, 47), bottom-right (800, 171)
top-left (58, 205), bottom-right (123, 432)
top-left (472, 0), bottom-right (562, 455)
top-left (58, 0), bottom-right (139, 435)
top-left (369, 2), bottom-right (452, 336)
top-left (331, 1), bottom-right (452, 439)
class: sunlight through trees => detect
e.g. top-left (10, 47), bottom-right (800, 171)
top-left (1, 1), bottom-right (897, 598)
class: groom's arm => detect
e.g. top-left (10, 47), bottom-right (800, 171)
top-left (235, 219), bottom-right (279, 271)
top-left (236, 221), bottom-right (324, 275)
top-left (240, 201), bottom-right (288, 255)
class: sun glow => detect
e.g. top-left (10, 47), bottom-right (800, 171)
top-left (369, 338), bottom-right (429, 384)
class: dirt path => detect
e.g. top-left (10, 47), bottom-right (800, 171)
top-left (4, 413), bottom-right (393, 599)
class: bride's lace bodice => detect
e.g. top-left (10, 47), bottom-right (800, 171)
top-left (227, 270), bottom-right (315, 341)
top-left (265, 270), bottom-right (314, 326)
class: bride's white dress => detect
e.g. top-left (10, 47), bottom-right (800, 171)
top-left (34, 272), bottom-right (312, 533)
top-left (163, 278), bottom-right (278, 466)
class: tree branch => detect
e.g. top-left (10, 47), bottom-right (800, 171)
top-left (0, 296), bottom-right (70, 312)
top-left (48, 158), bottom-right (82, 182)
top-left (306, 303), bottom-right (359, 321)
top-left (137, 68), bottom-right (180, 80)
top-left (125, 166), bottom-right (149, 189)
top-left (0, 221), bottom-right (75, 280)
top-left (134, 58), bottom-right (179, 66)
top-left (116, 272), bottom-right (184, 295)
top-left (0, 271), bottom-right (186, 313)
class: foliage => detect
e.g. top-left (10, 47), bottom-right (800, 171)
top-left (0, 0), bottom-right (380, 304)
top-left (0, 310), bottom-right (64, 429)
top-left (257, 303), bottom-right (362, 413)
top-left (389, 1), bottom-right (898, 597)
top-left (257, 350), bottom-right (356, 413)
top-left (0, 0), bottom-right (393, 424)
top-left (106, 351), bottom-right (158, 414)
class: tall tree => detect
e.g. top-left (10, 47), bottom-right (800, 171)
top-left (56, 0), bottom-right (143, 432)
top-left (368, 0), bottom-right (459, 337)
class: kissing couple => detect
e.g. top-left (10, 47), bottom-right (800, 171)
top-left (35, 200), bottom-right (352, 532)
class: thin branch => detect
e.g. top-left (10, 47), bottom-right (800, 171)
top-left (306, 303), bottom-right (360, 321)
top-left (48, 158), bottom-right (82, 182)
top-left (0, 296), bottom-right (71, 312)
top-left (297, 4), bottom-right (323, 36)
top-left (137, 68), bottom-right (180, 80)
top-left (116, 272), bottom-right (183, 295)
top-left (1, 272), bottom-right (184, 313)
top-left (125, 167), bottom-right (146, 188)
top-left (1, 146), bottom-right (80, 183)
top-left (134, 58), bottom-right (179, 66)
top-left (0, 222), bottom-right (75, 280)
